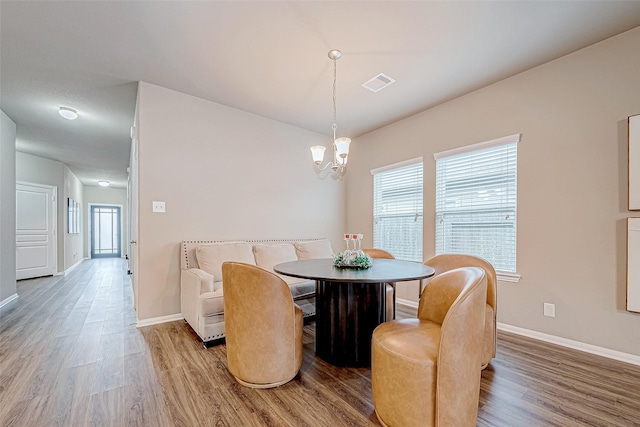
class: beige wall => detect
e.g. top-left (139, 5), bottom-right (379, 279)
top-left (83, 186), bottom-right (128, 259)
top-left (136, 82), bottom-right (344, 321)
top-left (346, 28), bottom-right (640, 356)
top-left (63, 165), bottom-right (83, 270)
top-left (0, 110), bottom-right (17, 303)
top-left (16, 152), bottom-right (65, 273)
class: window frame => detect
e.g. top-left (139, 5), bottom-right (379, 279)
top-left (434, 134), bottom-right (521, 282)
top-left (371, 157), bottom-right (424, 262)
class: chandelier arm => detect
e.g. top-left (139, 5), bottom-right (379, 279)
top-left (317, 161), bottom-right (336, 171)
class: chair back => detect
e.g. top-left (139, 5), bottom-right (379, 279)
top-left (420, 267), bottom-right (487, 426)
top-left (422, 254), bottom-right (496, 314)
top-left (222, 262), bottom-right (301, 385)
top-left (362, 248), bottom-right (395, 259)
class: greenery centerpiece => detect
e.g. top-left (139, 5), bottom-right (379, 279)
top-left (333, 233), bottom-right (372, 269)
top-left (333, 250), bottom-right (372, 269)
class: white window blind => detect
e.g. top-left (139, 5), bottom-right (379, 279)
top-left (372, 159), bottom-right (423, 262)
top-left (435, 135), bottom-right (519, 273)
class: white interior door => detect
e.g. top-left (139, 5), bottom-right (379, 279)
top-left (16, 182), bottom-right (57, 280)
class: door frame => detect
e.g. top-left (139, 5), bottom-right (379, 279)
top-left (129, 121), bottom-right (139, 314)
top-left (88, 203), bottom-right (124, 259)
top-left (16, 181), bottom-right (58, 279)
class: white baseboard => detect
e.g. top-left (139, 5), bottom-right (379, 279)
top-left (0, 293), bottom-right (18, 309)
top-left (64, 258), bottom-right (84, 275)
top-left (133, 304), bottom-right (640, 367)
top-left (396, 300), bottom-right (640, 367)
top-left (498, 322), bottom-right (640, 367)
top-left (397, 298), bottom-right (418, 311)
top-left (137, 313), bottom-right (184, 328)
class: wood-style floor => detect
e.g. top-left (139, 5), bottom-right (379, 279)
top-left (1, 258), bottom-right (639, 427)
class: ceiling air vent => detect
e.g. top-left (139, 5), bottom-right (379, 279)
top-left (362, 73), bottom-right (396, 93)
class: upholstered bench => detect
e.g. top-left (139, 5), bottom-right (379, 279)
top-left (180, 238), bottom-right (332, 345)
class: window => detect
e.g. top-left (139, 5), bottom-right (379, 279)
top-left (372, 158), bottom-right (423, 262)
top-left (434, 134), bottom-right (520, 278)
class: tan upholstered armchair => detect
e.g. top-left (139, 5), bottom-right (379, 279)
top-left (371, 267), bottom-right (487, 427)
top-left (423, 254), bottom-right (497, 368)
top-left (362, 248), bottom-right (396, 321)
top-left (222, 262), bottom-right (303, 388)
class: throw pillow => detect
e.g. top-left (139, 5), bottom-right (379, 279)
top-left (252, 243), bottom-right (297, 272)
top-left (294, 239), bottom-right (334, 260)
top-left (196, 242), bottom-right (255, 282)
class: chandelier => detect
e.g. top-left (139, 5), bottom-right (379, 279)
top-left (310, 49), bottom-right (351, 173)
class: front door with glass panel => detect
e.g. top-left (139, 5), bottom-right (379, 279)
top-left (91, 205), bottom-right (121, 258)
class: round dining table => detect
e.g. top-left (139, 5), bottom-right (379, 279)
top-left (274, 258), bottom-right (435, 367)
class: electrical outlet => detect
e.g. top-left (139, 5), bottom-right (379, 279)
top-left (543, 303), bottom-right (555, 318)
top-left (152, 201), bottom-right (166, 213)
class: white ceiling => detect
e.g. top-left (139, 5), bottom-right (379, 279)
top-left (3, 1), bottom-right (640, 188)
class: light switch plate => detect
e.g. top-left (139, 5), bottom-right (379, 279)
top-left (152, 201), bottom-right (166, 213)
top-left (543, 303), bottom-right (555, 318)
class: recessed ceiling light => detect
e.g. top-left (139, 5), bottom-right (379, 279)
top-left (362, 73), bottom-right (396, 93)
top-left (98, 180), bottom-right (110, 187)
top-left (59, 107), bottom-right (78, 120)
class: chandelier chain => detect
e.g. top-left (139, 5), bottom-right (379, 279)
top-left (332, 56), bottom-right (337, 127)
top-left (309, 49), bottom-right (350, 173)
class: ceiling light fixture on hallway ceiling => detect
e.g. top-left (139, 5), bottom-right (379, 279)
top-left (59, 106), bottom-right (78, 120)
top-left (98, 180), bottom-right (110, 187)
top-left (310, 49), bottom-right (351, 173)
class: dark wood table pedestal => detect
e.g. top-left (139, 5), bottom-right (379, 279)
top-left (315, 280), bottom-right (386, 367)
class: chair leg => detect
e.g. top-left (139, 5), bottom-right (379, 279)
top-left (392, 283), bottom-right (396, 320)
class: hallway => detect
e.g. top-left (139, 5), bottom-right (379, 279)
top-left (0, 259), bottom-right (156, 425)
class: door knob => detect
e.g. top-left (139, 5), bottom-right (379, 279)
top-left (130, 240), bottom-right (137, 244)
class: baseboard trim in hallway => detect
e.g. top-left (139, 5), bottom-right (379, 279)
top-left (63, 258), bottom-right (86, 275)
top-left (0, 293), bottom-right (18, 309)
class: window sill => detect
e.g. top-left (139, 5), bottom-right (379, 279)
top-left (497, 272), bottom-right (521, 283)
